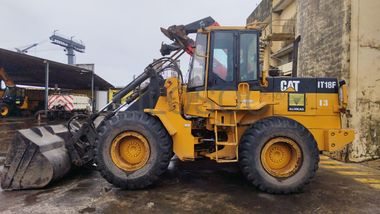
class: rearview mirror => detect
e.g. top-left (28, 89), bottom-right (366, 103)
top-left (0, 81), bottom-right (5, 90)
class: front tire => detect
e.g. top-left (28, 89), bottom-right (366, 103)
top-left (94, 111), bottom-right (172, 189)
top-left (239, 117), bottom-right (319, 194)
top-left (0, 103), bottom-right (10, 117)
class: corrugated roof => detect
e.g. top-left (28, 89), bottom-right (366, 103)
top-left (0, 48), bottom-right (113, 90)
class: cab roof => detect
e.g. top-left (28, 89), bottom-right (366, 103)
top-left (199, 25), bottom-right (263, 33)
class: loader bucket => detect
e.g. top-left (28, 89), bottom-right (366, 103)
top-left (1, 125), bottom-right (72, 190)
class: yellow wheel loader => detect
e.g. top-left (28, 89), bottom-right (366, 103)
top-left (0, 68), bottom-right (38, 117)
top-left (1, 17), bottom-right (354, 194)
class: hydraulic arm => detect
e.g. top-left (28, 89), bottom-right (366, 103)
top-left (160, 16), bottom-right (218, 56)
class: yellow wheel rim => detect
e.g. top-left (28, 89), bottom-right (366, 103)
top-left (261, 137), bottom-right (302, 178)
top-left (1, 106), bottom-right (9, 116)
top-left (110, 131), bottom-right (150, 172)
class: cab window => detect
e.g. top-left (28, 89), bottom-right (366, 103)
top-left (188, 33), bottom-right (207, 88)
top-left (240, 33), bottom-right (258, 81)
top-left (208, 31), bottom-right (235, 90)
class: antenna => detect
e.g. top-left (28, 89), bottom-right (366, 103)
top-left (49, 31), bottom-right (85, 65)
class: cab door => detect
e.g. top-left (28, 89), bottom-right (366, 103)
top-left (207, 31), bottom-right (237, 107)
top-left (237, 31), bottom-right (262, 108)
top-left (183, 33), bottom-right (209, 116)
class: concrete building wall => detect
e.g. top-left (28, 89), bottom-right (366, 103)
top-left (247, 0), bottom-right (272, 23)
top-left (296, 0), bottom-right (351, 80)
top-left (96, 91), bottom-right (108, 111)
top-left (348, 0), bottom-right (380, 161)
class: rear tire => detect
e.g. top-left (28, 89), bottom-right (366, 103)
top-left (94, 111), bottom-right (172, 189)
top-left (239, 117), bottom-right (319, 194)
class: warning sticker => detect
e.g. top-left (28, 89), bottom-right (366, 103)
top-left (288, 93), bottom-right (305, 112)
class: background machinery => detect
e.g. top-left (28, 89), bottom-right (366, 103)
top-left (1, 17), bottom-right (354, 194)
top-left (0, 68), bottom-right (42, 117)
top-left (46, 93), bottom-right (92, 120)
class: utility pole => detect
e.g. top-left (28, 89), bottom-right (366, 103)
top-left (49, 31), bottom-right (85, 65)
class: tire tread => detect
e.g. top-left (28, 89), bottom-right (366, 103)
top-left (239, 116), bottom-right (319, 194)
top-left (94, 111), bottom-right (172, 189)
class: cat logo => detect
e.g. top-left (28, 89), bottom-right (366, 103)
top-left (280, 80), bottom-right (300, 92)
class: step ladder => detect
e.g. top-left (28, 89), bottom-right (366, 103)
top-left (214, 110), bottom-right (239, 163)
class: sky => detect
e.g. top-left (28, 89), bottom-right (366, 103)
top-left (1, 0), bottom-right (259, 87)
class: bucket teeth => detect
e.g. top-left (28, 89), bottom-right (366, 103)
top-left (1, 125), bottom-right (71, 190)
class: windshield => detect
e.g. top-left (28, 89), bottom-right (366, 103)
top-left (188, 33), bottom-right (207, 88)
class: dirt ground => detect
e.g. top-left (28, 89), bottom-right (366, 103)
top-left (0, 156), bottom-right (379, 214)
top-left (0, 118), bottom-right (379, 213)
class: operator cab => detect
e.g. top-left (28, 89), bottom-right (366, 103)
top-left (1, 86), bottom-right (26, 106)
top-left (188, 29), bottom-right (260, 91)
top-left (187, 28), bottom-right (260, 108)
